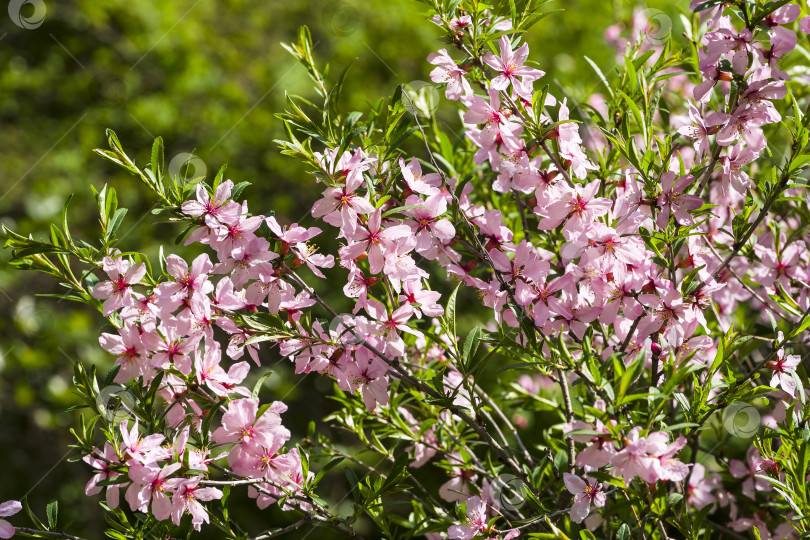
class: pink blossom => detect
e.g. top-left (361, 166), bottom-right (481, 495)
top-left (0, 501), bottom-right (21, 540)
top-left (677, 104), bottom-right (722, 159)
top-left (181, 180), bottom-right (241, 223)
top-left (720, 143), bottom-right (757, 197)
top-left (212, 398), bottom-right (290, 452)
top-left (768, 332), bottom-right (801, 398)
top-left (400, 157), bottom-right (442, 196)
top-left (310, 166), bottom-right (375, 236)
top-left (536, 179), bottom-right (612, 238)
top-left (428, 49), bottom-right (473, 102)
top-left (563, 473), bottom-right (606, 523)
top-left (448, 495), bottom-right (488, 540)
top-left (730, 446), bottom-right (773, 499)
top-left (91, 257), bottom-right (147, 316)
top-left (405, 193), bottom-right (456, 255)
top-left (164, 476), bottom-right (222, 531)
top-left (483, 36), bottom-right (544, 100)
top-left (340, 209), bottom-right (412, 274)
top-left (120, 420), bottom-right (170, 465)
top-left (656, 172), bottom-right (703, 228)
top-left (463, 88), bottom-right (523, 153)
top-left (84, 442), bottom-right (123, 509)
top-left (125, 462), bottom-right (181, 518)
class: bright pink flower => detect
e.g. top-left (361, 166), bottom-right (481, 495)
top-left (195, 344), bottom-right (250, 398)
top-left (212, 398), bottom-right (290, 454)
top-left (400, 280), bottom-right (444, 317)
top-left (678, 104), bottom-right (722, 159)
top-left (211, 202), bottom-right (264, 259)
top-left (99, 324), bottom-right (150, 383)
top-left (557, 100), bottom-right (596, 179)
top-left (610, 428), bottom-right (659, 483)
top-left (344, 354), bottom-right (390, 411)
top-left (647, 434), bottom-right (690, 482)
top-left (687, 463), bottom-right (719, 510)
top-left (720, 143), bottom-right (757, 197)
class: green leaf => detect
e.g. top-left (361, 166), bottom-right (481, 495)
top-left (46, 499), bottom-right (58, 529)
top-left (444, 282), bottom-right (461, 348)
top-left (252, 371), bottom-right (274, 399)
top-left (231, 181), bottom-right (252, 201)
top-left (462, 326), bottom-right (481, 366)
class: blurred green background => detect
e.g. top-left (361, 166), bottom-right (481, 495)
top-left (0, 0), bottom-right (677, 537)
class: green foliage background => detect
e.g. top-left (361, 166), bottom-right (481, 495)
top-left (0, 0), bottom-right (674, 537)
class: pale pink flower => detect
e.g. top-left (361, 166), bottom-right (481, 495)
top-left (563, 473), bottom-right (606, 523)
top-left (125, 462), bottom-right (181, 518)
top-left (448, 495), bottom-right (488, 540)
top-left (483, 36), bottom-right (544, 100)
top-left (0, 501), bottom-right (21, 540)
top-left (768, 332), bottom-right (801, 398)
top-left (656, 172), bottom-right (703, 228)
top-left (164, 476), bottom-right (222, 531)
top-left (91, 257), bottom-right (147, 316)
top-left (428, 49), bottom-right (473, 102)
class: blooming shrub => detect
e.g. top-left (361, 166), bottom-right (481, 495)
top-left (3, 0), bottom-right (810, 538)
